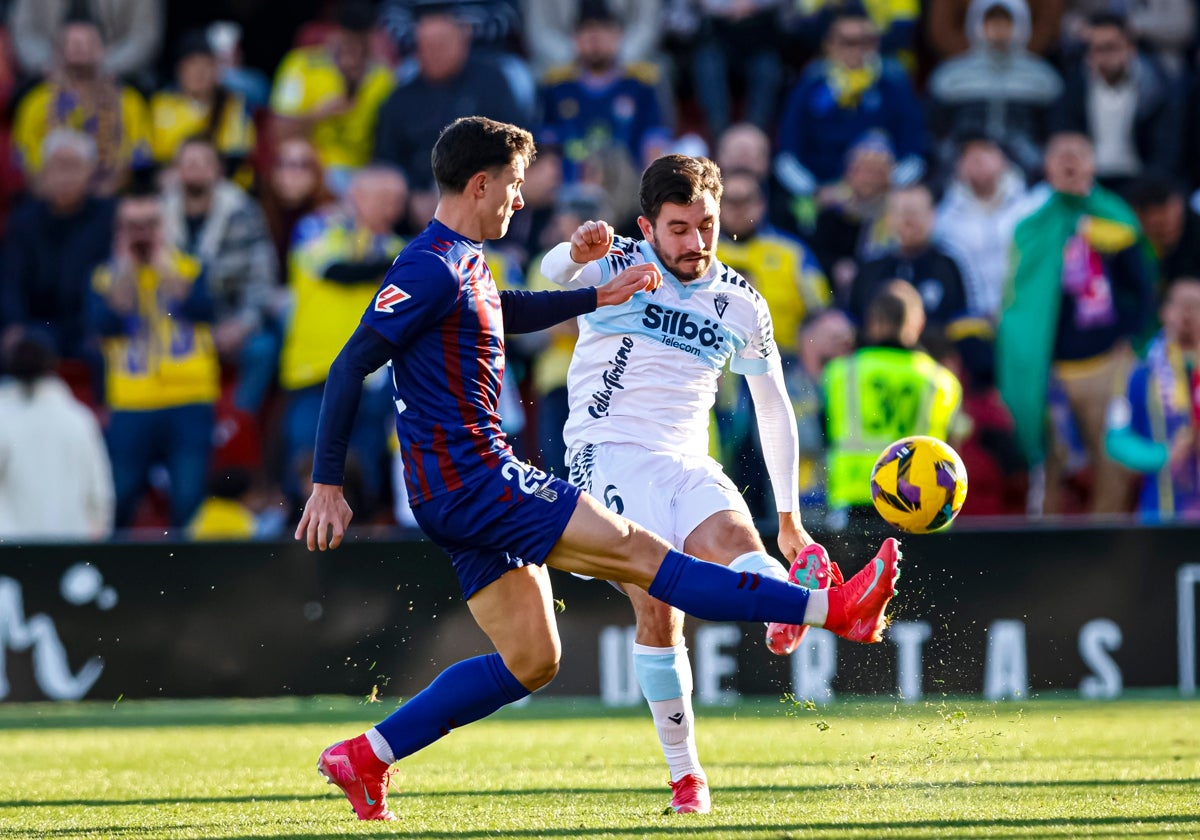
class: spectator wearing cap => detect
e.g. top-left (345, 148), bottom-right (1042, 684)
top-left (775, 6), bottom-right (925, 206)
top-left (998, 132), bottom-right (1153, 515)
top-left (9, 0), bottom-right (163, 88)
top-left (1051, 12), bottom-right (1184, 193)
top-left (0, 330), bottom-right (115, 540)
top-left (373, 8), bottom-right (527, 225)
top-left (1105, 275), bottom-right (1200, 521)
top-left (536, 3), bottom-right (672, 187)
top-left (0, 130), bottom-right (114, 363)
top-left (810, 131), bottom-right (896, 301)
top-left (150, 30), bottom-right (255, 179)
top-left (162, 136), bottom-right (279, 414)
top-left (270, 0), bottom-right (396, 195)
top-left (850, 184), bottom-right (973, 325)
top-left (935, 135), bottom-right (1031, 320)
top-left (1126, 176), bottom-right (1200, 296)
top-left (12, 13), bottom-right (151, 197)
top-left (927, 0), bottom-right (1062, 182)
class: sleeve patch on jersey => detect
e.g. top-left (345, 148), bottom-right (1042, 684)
top-left (374, 283), bottom-right (412, 313)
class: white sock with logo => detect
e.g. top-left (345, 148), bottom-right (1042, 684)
top-left (633, 642), bottom-right (703, 783)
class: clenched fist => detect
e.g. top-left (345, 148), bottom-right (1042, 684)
top-left (569, 220), bottom-right (616, 264)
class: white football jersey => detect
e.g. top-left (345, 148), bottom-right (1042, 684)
top-left (546, 236), bottom-right (780, 461)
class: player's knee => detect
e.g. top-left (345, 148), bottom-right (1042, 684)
top-left (507, 643), bottom-right (561, 691)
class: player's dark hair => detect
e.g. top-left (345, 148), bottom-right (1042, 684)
top-left (638, 154), bottom-right (723, 224)
top-left (431, 116), bottom-right (536, 194)
top-left (4, 330), bottom-right (58, 397)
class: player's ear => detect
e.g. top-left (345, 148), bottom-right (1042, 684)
top-left (636, 215), bottom-right (654, 242)
top-left (467, 170), bottom-right (489, 199)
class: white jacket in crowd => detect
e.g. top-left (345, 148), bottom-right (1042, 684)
top-left (0, 377), bottom-right (114, 541)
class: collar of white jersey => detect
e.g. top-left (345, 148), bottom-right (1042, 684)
top-left (636, 240), bottom-right (718, 297)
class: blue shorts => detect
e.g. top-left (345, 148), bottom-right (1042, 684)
top-left (412, 458), bottom-right (582, 599)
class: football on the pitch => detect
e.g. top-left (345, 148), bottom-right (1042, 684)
top-left (869, 436), bottom-right (968, 534)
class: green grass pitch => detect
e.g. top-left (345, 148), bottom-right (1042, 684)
top-left (2, 692), bottom-right (1198, 839)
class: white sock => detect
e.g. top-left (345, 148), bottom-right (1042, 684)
top-left (805, 588), bottom-right (829, 627)
top-left (365, 726), bottom-right (395, 765)
top-left (728, 550), bottom-right (788, 581)
top-left (633, 642), bottom-right (704, 783)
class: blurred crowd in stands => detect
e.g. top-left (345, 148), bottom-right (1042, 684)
top-left (1, 0), bottom-right (1200, 542)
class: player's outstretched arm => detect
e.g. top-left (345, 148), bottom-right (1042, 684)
top-left (597, 263), bottom-right (662, 305)
top-left (745, 365), bottom-right (808, 561)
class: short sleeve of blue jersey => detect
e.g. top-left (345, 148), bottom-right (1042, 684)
top-left (359, 249), bottom-right (460, 348)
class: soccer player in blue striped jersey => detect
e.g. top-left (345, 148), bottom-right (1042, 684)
top-left (297, 116), bottom-right (901, 822)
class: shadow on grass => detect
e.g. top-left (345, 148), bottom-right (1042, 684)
top-left (2, 691), bottom-right (1193, 731)
top-left (6, 776), bottom-right (1198, 810)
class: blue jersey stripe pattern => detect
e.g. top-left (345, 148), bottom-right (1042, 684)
top-left (362, 220), bottom-right (513, 505)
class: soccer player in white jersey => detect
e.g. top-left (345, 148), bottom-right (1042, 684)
top-left (541, 154), bottom-right (892, 813)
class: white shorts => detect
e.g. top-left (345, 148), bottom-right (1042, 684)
top-left (568, 441), bottom-right (752, 549)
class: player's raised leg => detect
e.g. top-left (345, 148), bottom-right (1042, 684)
top-left (544, 492), bottom-right (899, 640)
top-left (319, 564), bottom-right (559, 820)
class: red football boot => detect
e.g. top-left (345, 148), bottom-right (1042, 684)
top-left (824, 537), bottom-right (902, 643)
top-left (316, 734), bottom-right (396, 821)
top-left (668, 773), bottom-right (712, 814)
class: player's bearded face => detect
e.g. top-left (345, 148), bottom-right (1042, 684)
top-left (641, 195), bottom-right (719, 282)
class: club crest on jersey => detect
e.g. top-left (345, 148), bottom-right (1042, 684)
top-left (713, 293), bottom-right (730, 319)
top-left (374, 284), bottom-right (411, 313)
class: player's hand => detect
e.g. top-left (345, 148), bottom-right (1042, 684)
top-left (596, 263), bottom-right (662, 307)
top-left (776, 510), bottom-right (813, 562)
top-left (295, 482), bottom-right (354, 551)
top-left (569, 220), bottom-right (616, 264)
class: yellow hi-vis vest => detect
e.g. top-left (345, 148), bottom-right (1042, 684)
top-left (824, 346), bottom-right (962, 508)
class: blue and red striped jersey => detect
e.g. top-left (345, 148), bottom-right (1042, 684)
top-left (361, 220), bottom-right (513, 504)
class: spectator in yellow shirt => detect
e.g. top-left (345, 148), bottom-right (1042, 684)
top-left (278, 165), bottom-right (407, 511)
top-left (270, 1), bottom-right (396, 195)
top-left (89, 190), bottom-right (219, 529)
top-left (150, 30), bottom-right (255, 179)
top-left (12, 12), bottom-right (151, 197)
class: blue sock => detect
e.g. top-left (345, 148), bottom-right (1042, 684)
top-left (374, 653), bottom-right (529, 761)
top-left (648, 549), bottom-right (810, 624)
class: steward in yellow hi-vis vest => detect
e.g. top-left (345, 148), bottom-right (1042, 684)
top-left (91, 249), bottom-right (219, 411)
top-left (824, 282), bottom-right (962, 510)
